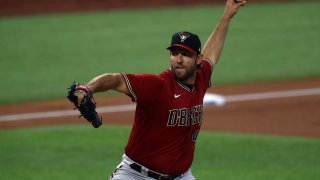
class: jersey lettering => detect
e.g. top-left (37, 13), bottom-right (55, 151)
top-left (167, 109), bottom-right (178, 126)
top-left (192, 130), bottom-right (200, 141)
top-left (178, 108), bottom-right (188, 126)
top-left (196, 105), bottom-right (203, 124)
top-left (167, 105), bottom-right (203, 127)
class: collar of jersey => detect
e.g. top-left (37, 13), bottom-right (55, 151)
top-left (177, 81), bottom-right (194, 92)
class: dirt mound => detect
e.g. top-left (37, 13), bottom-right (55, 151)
top-left (1, 78), bottom-right (319, 138)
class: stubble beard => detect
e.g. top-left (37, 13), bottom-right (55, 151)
top-left (171, 64), bottom-right (197, 83)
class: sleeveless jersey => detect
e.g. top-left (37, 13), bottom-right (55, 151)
top-left (121, 59), bottom-right (213, 175)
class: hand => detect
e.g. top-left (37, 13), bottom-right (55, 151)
top-left (67, 82), bottom-right (102, 128)
top-left (224, 0), bottom-right (247, 20)
top-left (73, 90), bottom-right (87, 106)
top-left (71, 83), bottom-right (91, 106)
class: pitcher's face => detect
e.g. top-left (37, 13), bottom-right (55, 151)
top-left (170, 47), bottom-right (198, 84)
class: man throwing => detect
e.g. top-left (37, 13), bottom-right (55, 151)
top-left (68, 0), bottom-right (246, 179)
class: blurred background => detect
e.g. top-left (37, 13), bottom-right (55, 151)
top-left (0, 0), bottom-right (319, 103)
top-left (0, 0), bottom-right (319, 179)
top-left (0, 0), bottom-right (298, 17)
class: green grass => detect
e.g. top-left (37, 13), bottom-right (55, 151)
top-left (0, 125), bottom-right (319, 179)
top-left (194, 132), bottom-right (320, 179)
top-left (0, 1), bottom-right (320, 103)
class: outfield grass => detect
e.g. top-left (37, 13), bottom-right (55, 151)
top-left (0, 125), bottom-right (319, 180)
top-left (0, 2), bottom-right (319, 104)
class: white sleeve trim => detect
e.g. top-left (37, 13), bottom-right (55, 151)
top-left (203, 58), bottom-right (213, 72)
top-left (121, 73), bottom-right (137, 101)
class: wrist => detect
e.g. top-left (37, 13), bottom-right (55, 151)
top-left (222, 11), bottom-right (233, 22)
top-left (76, 83), bottom-right (92, 94)
top-left (220, 15), bottom-right (232, 26)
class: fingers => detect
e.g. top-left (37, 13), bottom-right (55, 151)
top-left (74, 90), bottom-right (86, 106)
top-left (224, 0), bottom-right (246, 19)
top-left (233, 0), bottom-right (247, 6)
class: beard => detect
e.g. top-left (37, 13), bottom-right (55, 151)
top-left (171, 63), bottom-right (197, 83)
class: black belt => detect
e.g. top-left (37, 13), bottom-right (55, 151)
top-left (129, 163), bottom-right (179, 180)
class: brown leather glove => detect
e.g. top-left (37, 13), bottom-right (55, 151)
top-left (67, 82), bottom-right (102, 128)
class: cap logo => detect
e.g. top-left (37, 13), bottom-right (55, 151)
top-left (179, 33), bottom-right (190, 42)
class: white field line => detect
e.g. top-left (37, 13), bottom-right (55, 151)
top-left (0, 87), bottom-right (319, 122)
top-left (0, 104), bottom-right (136, 122)
top-left (224, 87), bottom-right (320, 102)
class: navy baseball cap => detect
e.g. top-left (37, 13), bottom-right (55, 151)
top-left (167, 31), bottom-right (201, 54)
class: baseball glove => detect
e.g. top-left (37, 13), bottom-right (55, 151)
top-left (67, 82), bottom-right (102, 128)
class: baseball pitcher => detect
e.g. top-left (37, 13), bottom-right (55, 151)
top-left (67, 0), bottom-right (246, 179)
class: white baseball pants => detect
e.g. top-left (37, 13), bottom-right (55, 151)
top-left (109, 154), bottom-right (196, 180)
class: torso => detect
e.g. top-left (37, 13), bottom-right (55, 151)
top-left (121, 60), bottom-right (212, 175)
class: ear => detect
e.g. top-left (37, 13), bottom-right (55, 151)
top-left (196, 54), bottom-right (203, 65)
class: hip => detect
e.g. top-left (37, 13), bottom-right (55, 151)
top-left (109, 154), bottom-right (195, 180)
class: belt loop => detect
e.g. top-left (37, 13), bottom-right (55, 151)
top-left (141, 166), bottom-right (148, 176)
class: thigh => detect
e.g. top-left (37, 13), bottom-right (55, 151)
top-left (109, 162), bottom-right (152, 180)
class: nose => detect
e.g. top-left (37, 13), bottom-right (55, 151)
top-left (177, 53), bottom-right (183, 63)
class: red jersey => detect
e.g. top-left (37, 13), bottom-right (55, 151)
top-left (121, 59), bottom-right (213, 175)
